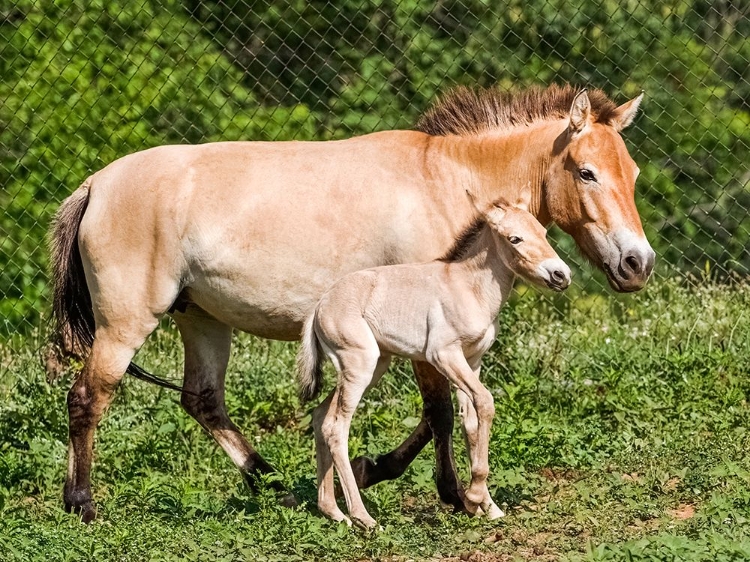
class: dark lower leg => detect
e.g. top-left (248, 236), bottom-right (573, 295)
top-left (184, 390), bottom-right (286, 494)
top-left (176, 315), bottom-right (294, 503)
top-left (64, 376), bottom-right (113, 523)
top-left (350, 419), bottom-right (432, 489)
top-left (350, 361), bottom-right (465, 512)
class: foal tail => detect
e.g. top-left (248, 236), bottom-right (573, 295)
top-left (296, 312), bottom-right (325, 402)
top-left (50, 179), bottom-right (185, 393)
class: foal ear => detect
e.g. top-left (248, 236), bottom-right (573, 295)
top-left (611, 92), bottom-right (644, 131)
top-left (569, 89), bottom-right (591, 134)
top-left (485, 205), bottom-right (508, 227)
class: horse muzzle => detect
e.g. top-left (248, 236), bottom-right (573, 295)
top-left (604, 231), bottom-right (655, 293)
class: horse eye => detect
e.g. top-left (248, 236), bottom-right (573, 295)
top-left (509, 236), bottom-right (523, 245)
top-left (579, 169), bottom-right (596, 182)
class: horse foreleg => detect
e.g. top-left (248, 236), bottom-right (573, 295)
top-left (349, 419), bottom-right (431, 488)
top-left (174, 312), bottom-right (296, 506)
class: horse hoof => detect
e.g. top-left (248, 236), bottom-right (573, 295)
top-left (436, 481), bottom-right (468, 514)
top-left (278, 493), bottom-right (299, 508)
top-left (64, 487), bottom-right (97, 523)
top-left (80, 504), bottom-right (97, 523)
top-left (65, 500), bottom-right (97, 523)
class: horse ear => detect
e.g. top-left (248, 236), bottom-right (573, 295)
top-left (569, 89), bottom-right (591, 134)
top-left (611, 92), bottom-right (643, 131)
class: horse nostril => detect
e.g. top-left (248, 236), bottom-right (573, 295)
top-left (552, 270), bottom-right (566, 284)
top-left (624, 255), bottom-right (641, 275)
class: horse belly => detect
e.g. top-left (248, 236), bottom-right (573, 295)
top-left (184, 231), bottom-right (408, 340)
top-left (185, 268), bottom-right (328, 340)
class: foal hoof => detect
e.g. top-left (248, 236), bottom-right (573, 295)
top-left (353, 514), bottom-right (378, 531)
top-left (484, 502), bottom-right (505, 521)
top-left (476, 501), bottom-right (505, 520)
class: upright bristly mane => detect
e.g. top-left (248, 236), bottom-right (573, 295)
top-left (416, 83), bottom-right (619, 136)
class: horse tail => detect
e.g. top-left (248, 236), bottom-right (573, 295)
top-left (50, 179), bottom-right (95, 358)
top-left (296, 311), bottom-right (325, 402)
top-left (50, 178), bottom-right (186, 394)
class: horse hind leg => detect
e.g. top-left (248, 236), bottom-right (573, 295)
top-left (173, 311), bottom-right (296, 506)
top-left (64, 322), bottom-right (155, 522)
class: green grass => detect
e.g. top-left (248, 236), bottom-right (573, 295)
top-left (1, 278), bottom-right (750, 561)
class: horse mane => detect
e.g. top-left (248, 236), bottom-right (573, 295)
top-left (440, 216), bottom-right (486, 262)
top-left (416, 83), bottom-right (620, 136)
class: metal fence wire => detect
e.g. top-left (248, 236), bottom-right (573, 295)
top-left (1, 0), bottom-right (749, 344)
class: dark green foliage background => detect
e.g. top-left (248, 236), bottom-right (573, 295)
top-left (1, 0), bottom-right (749, 334)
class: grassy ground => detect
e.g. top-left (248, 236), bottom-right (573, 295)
top-left (1, 278), bottom-right (750, 561)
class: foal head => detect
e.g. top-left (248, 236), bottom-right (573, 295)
top-left (544, 90), bottom-right (655, 292)
top-left (485, 204), bottom-right (571, 292)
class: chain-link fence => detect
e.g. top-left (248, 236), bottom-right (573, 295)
top-left (1, 0), bottom-right (749, 346)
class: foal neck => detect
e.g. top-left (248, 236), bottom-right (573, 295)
top-left (454, 226), bottom-right (516, 314)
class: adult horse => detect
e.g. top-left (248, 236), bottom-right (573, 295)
top-left (51, 84), bottom-right (654, 522)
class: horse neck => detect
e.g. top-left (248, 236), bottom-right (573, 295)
top-left (428, 119), bottom-right (566, 222)
top-left (453, 227), bottom-right (516, 317)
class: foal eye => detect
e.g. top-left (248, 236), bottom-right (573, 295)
top-left (509, 236), bottom-right (523, 245)
top-left (579, 168), bottom-right (596, 182)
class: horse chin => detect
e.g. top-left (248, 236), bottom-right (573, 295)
top-left (605, 271), bottom-right (627, 292)
top-left (574, 229), bottom-right (646, 293)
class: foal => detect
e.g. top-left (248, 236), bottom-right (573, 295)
top-left (297, 202), bottom-right (571, 529)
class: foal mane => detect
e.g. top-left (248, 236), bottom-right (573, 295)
top-left (416, 83), bottom-right (619, 136)
top-left (440, 216), bottom-right (486, 262)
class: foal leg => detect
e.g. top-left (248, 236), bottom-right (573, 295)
top-left (314, 389), bottom-right (349, 524)
top-left (317, 355), bottom-right (390, 526)
top-left (64, 323), bottom-right (154, 522)
top-left (431, 349), bottom-right (495, 515)
top-left (456, 389), bottom-right (503, 520)
top-left (174, 312), bottom-right (294, 505)
top-left (350, 361), bottom-right (465, 512)
top-left (415, 361), bottom-right (466, 512)
top-left (322, 350), bottom-right (385, 530)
